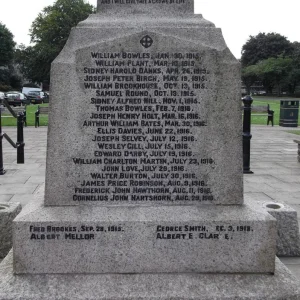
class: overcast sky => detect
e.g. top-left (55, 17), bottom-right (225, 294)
top-left (0, 0), bottom-right (299, 59)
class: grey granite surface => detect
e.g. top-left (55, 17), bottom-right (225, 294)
top-left (13, 196), bottom-right (276, 274)
top-left (0, 202), bottom-right (21, 258)
top-left (97, 0), bottom-right (194, 15)
top-left (1, 252), bottom-right (300, 300)
top-left (46, 20), bottom-right (241, 206)
top-left (248, 198), bottom-right (300, 256)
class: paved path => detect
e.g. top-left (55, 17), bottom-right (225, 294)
top-left (0, 127), bottom-right (47, 207)
top-left (1, 125), bottom-right (300, 278)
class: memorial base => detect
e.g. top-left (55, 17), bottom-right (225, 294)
top-left (246, 198), bottom-right (300, 257)
top-left (1, 252), bottom-right (300, 300)
top-left (13, 196), bottom-right (276, 274)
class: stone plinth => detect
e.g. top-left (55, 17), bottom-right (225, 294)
top-left (247, 198), bottom-right (300, 257)
top-left (0, 202), bottom-right (21, 259)
top-left (1, 252), bottom-right (300, 300)
top-left (13, 196), bottom-right (276, 274)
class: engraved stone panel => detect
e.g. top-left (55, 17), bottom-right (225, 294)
top-left (45, 31), bottom-right (242, 206)
top-left (13, 197), bottom-right (276, 274)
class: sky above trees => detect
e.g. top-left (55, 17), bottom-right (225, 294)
top-left (0, 0), bottom-right (299, 59)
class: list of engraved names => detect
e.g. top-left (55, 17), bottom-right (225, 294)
top-left (75, 50), bottom-right (215, 204)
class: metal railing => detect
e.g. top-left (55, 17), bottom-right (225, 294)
top-left (0, 99), bottom-right (25, 175)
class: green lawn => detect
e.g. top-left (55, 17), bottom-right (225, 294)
top-left (249, 96), bottom-right (300, 126)
top-left (1, 96), bottom-right (300, 127)
top-left (286, 130), bottom-right (300, 135)
top-left (1, 104), bottom-right (49, 126)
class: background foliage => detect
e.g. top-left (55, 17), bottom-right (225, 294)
top-left (0, 22), bottom-right (15, 67)
top-left (15, 0), bottom-right (95, 85)
top-left (241, 33), bottom-right (300, 95)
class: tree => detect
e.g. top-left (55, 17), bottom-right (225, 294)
top-left (287, 42), bottom-right (300, 94)
top-left (23, 82), bottom-right (40, 88)
top-left (0, 22), bottom-right (15, 66)
top-left (16, 0), bottom-right (95, 84)
top-left (292, 42), bottom-right (300, 60)
top-left (256, 56), bottom-right (293, 95)
top-left (30, 0), bottom-right (95, 50)
top-left (0, 69), bottom-right (11, 88)
top-left (241, 33), bottom-right (293, 67)
top-left (287, 67), bottom-right (300, 94)
top-left (14, 44), bottom-right (55, 84)
top-left (241, 65), bottom-right (259, 95)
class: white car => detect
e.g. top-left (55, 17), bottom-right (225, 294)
top-left (257, 91), bottom-right (267, 95)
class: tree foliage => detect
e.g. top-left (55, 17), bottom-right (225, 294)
top-left (16, 0), bottom-right (95, 84)
top-left (0, 22), bottom-right (15, 66)
top-left (242, 65), bottom-right (259, 94)
top-left (15, 44), bottom-right (58, 84)
top-left (0, 23), bottom-right (20, 90)
top-left (30, 0), bottom-right (95, 50)
top-left (241, 32), bottom-right (293, 67)
top-left (0, 66), bottom-right (21, 91)
top-left (256, 56), bottom-right (293, 95)
top-left (288, 42), bottom-right (300, 93)
top-left (241, 33), bottom-right (300, 95)
top-left (292, 42), bottom-right (300, 60)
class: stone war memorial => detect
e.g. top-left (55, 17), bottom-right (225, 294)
top-left (1, 0), bottom-right (300, 299)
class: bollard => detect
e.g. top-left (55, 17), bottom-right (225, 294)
top-left (16, 113), bottom-right (25, 164)
top-left (0, 107), bottom-right (5, 175)
top-left (35, 110), bottom-right (40, 128)
top-left (242, 95), bottom-right (253, 174)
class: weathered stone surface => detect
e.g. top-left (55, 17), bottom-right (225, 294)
top-left (97, 0), bottom-right (194, 15)
top-left (1, 252), bottom-right (300, 300)
top-left (7, 3), bottom-right (283, 299)
top-left (45, 21), bottom-right (242, 206)
top-left (247, 198), bottom-right (300, 256)
top-left (0, 202), bottom-right (21, 258)
top-left (14, 196), bottom-right (276, 274)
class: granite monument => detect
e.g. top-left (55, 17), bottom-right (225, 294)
top-left (0, 1), bottom-right (300, 299)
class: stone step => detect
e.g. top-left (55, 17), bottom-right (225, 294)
top-left (1, 252), bottom-right (299, 300)
top-left (13, 196), bottom-right (276, 274)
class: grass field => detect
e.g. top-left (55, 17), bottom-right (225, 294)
top-left (286, 130), bottom-right (300, 135)
top-left (1, 96), bottom-right (300, 126)
top-left (247, 96), bottom-right (300, 126)
top-left (1, 104), bottom-right (49, 126)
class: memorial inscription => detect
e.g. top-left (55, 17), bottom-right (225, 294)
top-left (27, 222), bottom-right (255, 242)
top-left (76, 45), bottom-right (213, 204)
top-left (44, 30), bottom-right (242, 206)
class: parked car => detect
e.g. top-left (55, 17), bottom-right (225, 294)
top-left (252, 90), bottom-right (267, 96)
top-left (22, 87), bottom-right (42, 96)
top-left (20, 93), bottom-right (30, 105)
top-left (27, 91), bottom-right (46, 104)
top-left (5, 92), bottom-right (28, 107)
top-left (257, 91), bottom-right (267, 95)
